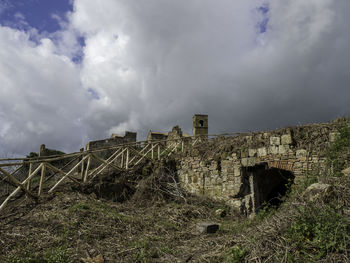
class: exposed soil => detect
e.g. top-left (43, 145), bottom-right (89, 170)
top-left (0, 162), bottom-right (241, 263)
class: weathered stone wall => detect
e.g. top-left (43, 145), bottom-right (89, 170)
top-left (177, 118), bottom-right (350, 215)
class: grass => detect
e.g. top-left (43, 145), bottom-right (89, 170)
top-left (7, 246), bottom-right (72, 263)
top-left (219, 122), bottom-right (350, 262)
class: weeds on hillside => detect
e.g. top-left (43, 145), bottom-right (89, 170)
top-left (215, 123), bottom-right (350, 263)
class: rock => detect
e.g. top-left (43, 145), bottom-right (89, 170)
top-left (329, 132), bottom-right (340, 142)
top-left (215, 208), bottom-right (227, 218)
top-left (302, 183), bottom-right (332, 202)
top-left (248, 148), bottom-right (257, 157)
top-left (196, 222), bottom-right (220, 234)
top-left (278, 145), bottom-right (289, 155)
top-left (257, 147), bottom-right (267, 157)
top-left (281, 134), bottom-right (292, 145)
top-left (270, 136), bottom-right (281, 146)
top-left (296, 149), bottom-right (307, 159)
top-left (341, 167), bottom-right (350, 176)
top-left (81, 254), bottom-right (104, 263)
top-left (241, 157), bottom-right (256, 167)
top-left (269, 146), bottom-right (279, 155)
top-left (228, 199), bottom-right (243, 214)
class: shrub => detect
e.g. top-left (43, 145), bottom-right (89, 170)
top-left (287, 203), bottom-right (349, 261)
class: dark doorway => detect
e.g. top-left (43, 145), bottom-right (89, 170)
top-left (242, 164), bottom-right (294, 212)
top-left (199, 120), bottom-right (204, 127)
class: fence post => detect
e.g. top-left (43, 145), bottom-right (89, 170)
top-left (84, 155), bottom-right (91, 183)
top-left (27, 163), bottom-right (33, 191)
top-left (126, 148), bottom-right (129, 170)
top-left (158, 144), bottom-right (160, 160)
top-left (38, 163), bottom-right (46, 196)
top-left (80, 148), bottom-right (84, 181)
top-left (151, 143), bottom-right (154, 159)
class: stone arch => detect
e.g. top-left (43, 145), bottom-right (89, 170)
top-left (242, 163), bottom-right (295, 213)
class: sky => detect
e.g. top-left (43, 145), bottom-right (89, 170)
top-left (0, 0), bottom-right (349, 156)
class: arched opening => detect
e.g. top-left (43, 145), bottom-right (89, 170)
top-left (242, 164), bottom-right (294, 212)
top-left (199, 120), bottom-right (204, 127)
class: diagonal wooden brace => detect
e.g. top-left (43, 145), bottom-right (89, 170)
top-left (0, 167), bottom-right (37, 199)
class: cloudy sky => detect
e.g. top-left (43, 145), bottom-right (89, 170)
top-left (0, 0), bottom-right (349, 156)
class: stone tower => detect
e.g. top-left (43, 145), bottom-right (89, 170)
top-left (193, 114), bottom-right (208, 137)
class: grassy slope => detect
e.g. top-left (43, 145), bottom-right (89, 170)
top-left (0, 126), bottom-right (349, 263)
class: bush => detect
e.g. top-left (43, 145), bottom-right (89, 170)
top-left (327, 126), bottom-right (350, 175)
top-left (287, 203), bottom-right (349, 261)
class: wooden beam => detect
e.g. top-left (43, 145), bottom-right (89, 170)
top-left (49, 155), bottom-right (89, 193)
top-left (90, 148), bottom-right (127, 181)
top-left (120, 149), bottom-right (124, 167)
top-left (88, 147), bottom-right (124, 178)
top-left (0, 162), bottom-right (23, 168)
top-left (128, 144), bottom-right (150, 164)
top-left (158, 144), bottom-right (160, 160)
top-left (126, 148), bottom-right (129, 170)
top-left (133, 143), bottom-right (157, 166)
top-left (90, 153), bottom-right (124, 172)
top-left (0, 187), bottom-right (21, 212)
top-left (0, 163), bottom-right (43, 211)
top-left (38, 163), bottom-right (46, 196)
top-left (45, 162), bottom-right (81, 185)
top-left (83, 155), bottom-right (91, 183)
top-left (80, 153), bottom-right (85, 181)
top-left (168, 142), bottom-right (180, 157)
top-left (0, 167), bottom-right (37, 199)
top-left (27, 163), bottom-right (33, 191)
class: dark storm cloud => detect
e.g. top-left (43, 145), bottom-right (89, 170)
top-left (1, 0), bottom-right (350, 156)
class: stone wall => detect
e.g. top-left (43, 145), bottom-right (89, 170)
top-left (177, 118), bottom-right (350, 215)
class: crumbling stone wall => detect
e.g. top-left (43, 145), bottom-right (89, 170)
top-left (177, 118), bottom-right (350, 215)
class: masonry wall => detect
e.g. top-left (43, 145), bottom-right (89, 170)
top-left (177, 119), bottom-right (349, 215)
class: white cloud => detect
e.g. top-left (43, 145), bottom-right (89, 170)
top-left (1, 0), bottom-right (350, 156)
top-left (0, 26), bottom-right (88, 156)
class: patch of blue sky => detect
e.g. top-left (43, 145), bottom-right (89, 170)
top-left (71, 36), bottom-right (86, 64)
top-left (0, 0), bottom-right (87, 64)
top-left (88, 88), bottom-right (100, 100)
top-left (0, 0), bottom-right (72, 33)
top-left (257, 3), bottom-right (270, 34)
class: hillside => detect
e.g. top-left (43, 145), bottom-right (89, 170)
top-left (0, 124), bottom-right (349, 262)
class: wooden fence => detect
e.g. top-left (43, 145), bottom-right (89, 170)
top-left (0, 134), bottom-right (233, 213)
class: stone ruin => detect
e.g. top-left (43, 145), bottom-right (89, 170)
top-left (84, 114), bottom-right (349, 216)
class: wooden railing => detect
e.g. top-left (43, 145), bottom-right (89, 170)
top-left (0, 134), bottom-right (236, 213)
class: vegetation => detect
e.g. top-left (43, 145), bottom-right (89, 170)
top-left (1, 123), bottom-right (349, 262)
top-left (219, 123), bottom-right (350, 262)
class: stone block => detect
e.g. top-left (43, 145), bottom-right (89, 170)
top-left (329, 132), bottom-right (340, 142)
top-left (196, 222), bottom-right (220, 234)
top-left (341, 166), bottom-right (350, 176)
top-left (230, 199), bottom-right (243, 213)
top-left (234, 166), bottom-right (241, 177)
top-left (278, 145), bottom-right (289, 155)
top-left (296, 149), bottom-right (307, 159)
top-left (244, 195), bottom-right (253, 214)
top-left (281, 134), bottom-right (292, 145)
top-left (241, 157), bottom-right (256, 167)
top-left (269, 146), bottom-right (279, 155)
top-left (248, 148), bottom-right (257, 157)
top-left (241, 150), bottom-right (249, 158)
top-left (302, 183), bottom-right (332, 202)
top-left (257, 147), bottom-right (267, 157)
top-left (270, 136), bottom-right (281, 145)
